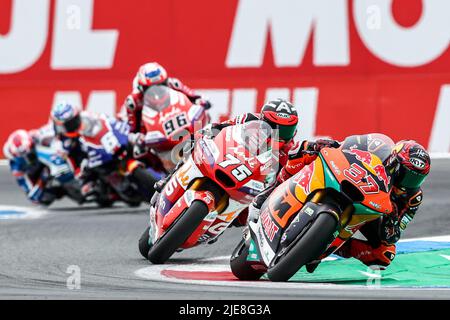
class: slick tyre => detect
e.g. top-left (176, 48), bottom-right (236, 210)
top-left (147, 200), bottom-right (209, 264)
top-left (230, 238), bottom-right (265, 280)
top-left (138, 227), bottom-right (152, 259)
top-left (267, 213), bottom-right (338, 282)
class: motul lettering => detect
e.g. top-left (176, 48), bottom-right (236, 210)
top-left (0, 0), bottom-right (118, 73)
top-left (227, 0), bottom-right (450, 68)
top-left (260, 209), bottom-right (279, 242)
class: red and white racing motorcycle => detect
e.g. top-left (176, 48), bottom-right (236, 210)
top-left (139, 84), bottom-right (210, 173)
top-left (139, 121), bottom-right (279, 264)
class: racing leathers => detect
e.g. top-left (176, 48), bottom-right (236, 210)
top-left (249, 141), bottom-right (423, 270)
top-left (124, 77), bottom-right (211, 134)
top-left (335, 186), bottom-right (423, 269)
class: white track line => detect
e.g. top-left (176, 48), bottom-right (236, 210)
top-left (0, 205), bottom-right (48, 220)
top-left (135, 236), bottom-right (450, 288)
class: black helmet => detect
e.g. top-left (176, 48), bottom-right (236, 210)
top-left (390, 140), bottom-right (431, 189)
top-left (260, 99), bottom-right (298, 142)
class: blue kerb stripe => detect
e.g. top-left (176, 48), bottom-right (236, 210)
top-left (0, 210), bottom-right (26, 216)
top-left (396, 241), bottom-right (450, 254)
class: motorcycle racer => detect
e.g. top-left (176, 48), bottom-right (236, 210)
top-left (123, 62), bottom-right (212, 134)
top-left (248, 137), bottom-right (430, 271)
top-left (50, 102), bottom-right (158, 204)
top-left (3, 127), bottom-right (62, 205)
top-left (334, 140), bottom-right (431, 270)
top-left (50, 102), bottom-right (124, 197)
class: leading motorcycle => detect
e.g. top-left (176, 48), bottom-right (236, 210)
top-left (230, 133), bottom-right (396, 282)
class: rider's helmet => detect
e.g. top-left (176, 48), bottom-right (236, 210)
top-left (50, 102), bottom-right (82, 138)
top-left (3, 129), bottom-right (35, 162)
top-left (136, 62), bottom-right (168, 93)
top-left (388, 140), bottom-right (431, 189)
top-left (260, 99), bottom-right (299, 146)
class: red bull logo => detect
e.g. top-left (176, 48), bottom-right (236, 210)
top-left (374, 164), bottom-right (391, 191)
top-left (344, 147), bottom-right (373, 165)
top-left (294, 166), bottom-right (313, 194)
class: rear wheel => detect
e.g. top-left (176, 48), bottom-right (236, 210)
top-left (131, 167), bottom-right (157, 202)
top-left (230, 238), bottom-right (266, 280)
top-left (147, 200), bottom-right (209, 264)
top-left (138, 227), bottom-right (152, 259)
top-left (267, 213), bottom-right (338, 282)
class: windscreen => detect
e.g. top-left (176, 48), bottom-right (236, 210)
top-left (143, 85), bottom-right (171, 112)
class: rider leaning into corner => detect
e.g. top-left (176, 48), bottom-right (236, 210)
top-left (50, 102), bottom-right (129, 198)
top-left (154, 98), bottom-right (340, 224)
top-left (2, 125), bottom-right (62, 205)
top-left (123, 62), bottom-right (212, 135)
top-left (248, 135), bottom-right (431, 272)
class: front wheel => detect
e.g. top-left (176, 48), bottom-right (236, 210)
top-left (138, 227), bottom-right (152, 259)
top-left (230, 238), bottom-right (266, 280)
top-left (147, 200), bottom-right (209, 264)
top-left (267, 213), bottom-right (338, 282)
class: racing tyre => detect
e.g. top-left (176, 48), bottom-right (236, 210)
top-left (138, 227), bottom-right (152, 259)
top-left (267, 212), bottom-right (338, 282)
top-left (147, 200), bottom-right (209, 264)
top-left (230, 238), bottom-right (266, 280)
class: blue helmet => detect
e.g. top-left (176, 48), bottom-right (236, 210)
top-left (51, 102), bottom-right (81, 137)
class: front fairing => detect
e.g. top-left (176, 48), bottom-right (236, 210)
top-left (143, 88), bottom-right (208, 152)
top-left (249, 133), bottom-right (396, 267)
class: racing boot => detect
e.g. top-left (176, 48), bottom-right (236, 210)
top-left (336, 239), bottom-right (396, 270)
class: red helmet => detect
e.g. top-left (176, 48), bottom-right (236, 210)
top-left (260, 99), bottom-right (299, 143)
top-left (3, 129), bottom-right (34, 159)
top-left (390, 140), bottom-right (431, 189)
top-left (136, 62), bottom-right (168, 89)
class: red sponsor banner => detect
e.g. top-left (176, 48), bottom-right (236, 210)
top-left (1, 0), bottom-right (450, 156)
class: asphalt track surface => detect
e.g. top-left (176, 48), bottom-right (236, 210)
top-left (0, 160), bottom-right (450, 300)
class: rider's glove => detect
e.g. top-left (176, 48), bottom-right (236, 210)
top-left (309, 139), bottom-right (340, 152)
top-left (195, 98), bottom-right (212, 110)
top-left (379, 206), bottom-right (401, 245)
top-left (301, 139), bottom-right (340, 157)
